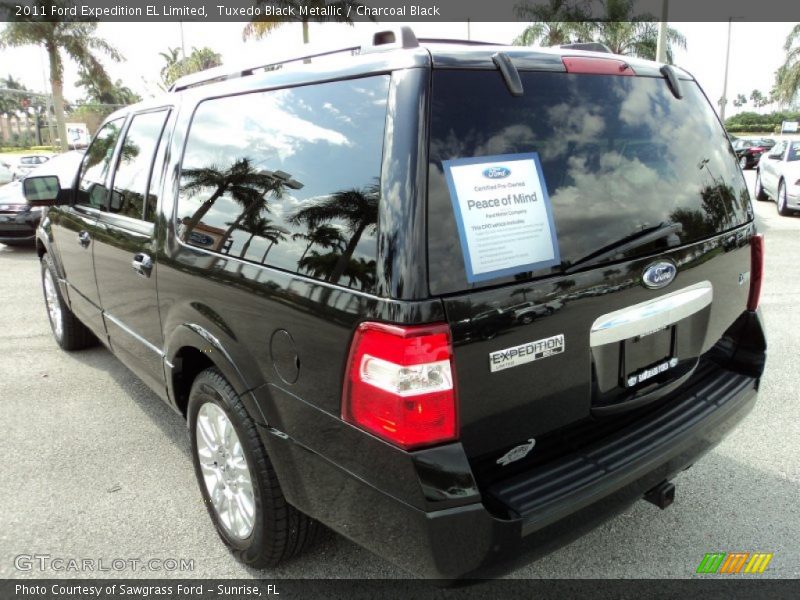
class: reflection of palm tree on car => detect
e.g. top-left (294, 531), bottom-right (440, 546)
top-left (298, 251), bottom-right (375, 291)
top-left (179, 158), bottom-right (287, 244)
top-left (230, 212), bottom-right (289, 275)
top-left (293, 224), bottom-right (344, 264)
top-left (258, 221), bottom-right (290, 263)
top-left (231, 213), bottom-right (283, 260)
top-left (289, 180), bottom-right (379, 285)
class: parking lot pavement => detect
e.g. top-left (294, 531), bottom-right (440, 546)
top-left (1, 171), bottom-right (798, 579)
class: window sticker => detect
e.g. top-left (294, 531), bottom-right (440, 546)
top-left (442, 153), bottom-right (560, 283)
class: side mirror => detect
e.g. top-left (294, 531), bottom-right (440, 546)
top-left (22, 175), bottom-right (68, 207)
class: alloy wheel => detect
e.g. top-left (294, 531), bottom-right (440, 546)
top-left (43, 268), bottom-right (63, 340)
top-left (196, 402), bottom-right (256, 539)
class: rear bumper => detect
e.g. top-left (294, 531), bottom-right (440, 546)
top-left (258, 362), bottom-right (758, 579)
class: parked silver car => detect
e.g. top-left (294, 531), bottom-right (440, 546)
top-left (10, 154), bottom-right (53, 180)
top-left (755, 139), bottom-right (800, 216)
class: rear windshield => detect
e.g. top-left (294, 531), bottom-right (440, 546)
top-left (427, 70), bottom-right (751, 295)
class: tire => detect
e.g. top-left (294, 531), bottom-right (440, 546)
top-left (739, 155), bottom-right (749, 170)
top-left (777, 180), bottom-right (792, 216)
top-left (754, 172), bottom-right (769, 201)
top-left (188, 368), bottom-right (317, 568)
top-left (40, 253), bottom-right (95, 350)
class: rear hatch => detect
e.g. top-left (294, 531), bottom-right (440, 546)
top-left (425, 57), bottom-right (754, 488)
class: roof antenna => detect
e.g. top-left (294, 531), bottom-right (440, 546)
top-left (492, 52), bottom-right (524, 97)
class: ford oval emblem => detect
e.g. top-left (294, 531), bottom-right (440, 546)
top-left (642, 261), bottom-right (677, 289)
top-left (482, 166), bottom-right (511, 179)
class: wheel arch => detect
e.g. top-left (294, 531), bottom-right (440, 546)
top-left (165, 324), bottom-right (268, 425)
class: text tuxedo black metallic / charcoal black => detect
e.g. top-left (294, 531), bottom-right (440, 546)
top-left (24, 27), bottom-right (767, 579)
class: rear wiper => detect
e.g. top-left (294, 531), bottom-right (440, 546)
top-left (564, 222), bottom-right (683, 274)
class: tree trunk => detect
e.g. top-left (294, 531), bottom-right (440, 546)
top-left (328, 220), bottom-right (366, 284)
top-left (297, 240), bottom-right (313, 264)
top-left (218, 200), bottom-right (262, 252)
top-left (261, 241), bottom-right (276, 263)
top-left (182, 185), bottom-right (226, 241)
top-left (47, 43), bottom-right (69, 152)
top-left (0, 115), bottom-right (9, 145)
top-left (34, 112), bottom-right (42, 145)
top-left (240, 233), bottom-right (255, 258)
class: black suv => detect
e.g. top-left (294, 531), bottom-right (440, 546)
top-left (24, 28), bottom-right (766, 579)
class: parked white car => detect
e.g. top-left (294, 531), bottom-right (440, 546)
top-left (0, 161), bottom-right (13, 185)
top-left (755, 139), bottom-right (800, 216)
top-left (10, 154), bottom-right (53, 180)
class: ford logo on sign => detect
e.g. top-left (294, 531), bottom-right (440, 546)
top-left (642, 261), bottom-right (677, 289)
top-left (482, 166), bottom-right (511, 179)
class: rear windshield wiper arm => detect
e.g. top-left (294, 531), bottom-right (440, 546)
top-left (564, 221), bottom-right (683, 274)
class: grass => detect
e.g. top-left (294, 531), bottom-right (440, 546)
top-left (0, 146), bottom-right (60, 154)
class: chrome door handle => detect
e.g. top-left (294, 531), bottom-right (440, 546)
top-left (131, 253), bottom-right (153, 278)
top-left (78, 231), bottom-right (90, 248)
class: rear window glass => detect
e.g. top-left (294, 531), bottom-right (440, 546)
top-left (427, 70), bottom-right (750, 295)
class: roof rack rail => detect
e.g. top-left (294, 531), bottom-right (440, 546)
top-left (169, 26), bottom-right (420, 92)
top-left (559, 42), bottom-right (613, 53)
top-left (417, 38), bottom-right (501, 47)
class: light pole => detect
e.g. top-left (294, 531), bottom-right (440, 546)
top-left (719, 19), bottom-right (733, 122)
top-left (655, 0), bottom-right (669, 63)
top-left (179, 21), bottom-right (187, 59)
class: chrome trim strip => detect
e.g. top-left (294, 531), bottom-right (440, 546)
top-left (104, 313), bottom-right (164, 357)
top-left (590, 281), bottom-right (713, 347)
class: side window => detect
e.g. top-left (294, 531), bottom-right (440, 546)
top-left (176, 76), bottom-right (389, 293)
top-left (76, 119), bottom-right (124, 209)
top-left (788, 142), bottom-right (800, 163)
top-left (767, 142), bottom-right (786, 160)
top-left (109, 110), bottom-right (169, 221)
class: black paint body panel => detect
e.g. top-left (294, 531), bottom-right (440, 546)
top-left (35, 42), bottom-right (766, 580)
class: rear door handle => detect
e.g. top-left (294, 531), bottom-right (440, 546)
top-left (131, 253), bottom-right (153, 278)
top-left (78, 231), bottom-right (90, 248)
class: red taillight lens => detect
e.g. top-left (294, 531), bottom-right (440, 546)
top-left (747, 234), bottom-right (764, 311)
top-left (342, 322), bottom-right (458, 450)
top-left (561, 56), bottom-right (635, 76)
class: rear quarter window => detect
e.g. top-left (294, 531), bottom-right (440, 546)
top-left (176, 76), bottom-right (389, 293)
top-left (427, 70), bottom-right (751, 295)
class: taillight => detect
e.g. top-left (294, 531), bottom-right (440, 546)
top-left (747, 234), bottom-right (764, 311)
top-left (342, 322), bottom-right (458, 450)
top-left (561, 56), bottom-right (635, 76)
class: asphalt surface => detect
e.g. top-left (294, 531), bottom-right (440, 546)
top-left (1, 169), bottom-right (798, 580)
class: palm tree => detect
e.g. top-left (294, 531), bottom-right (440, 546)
top-left (289, 181), bottom-right (379, 285)
top-left (775, 25), bottom-right (800, 105)
top-left (0, 4), bottom-right (122, 151)
top-left (0, 76), bottom-right (27, 139)
top-left (75, 72), bottom-right (141, 105)
top-left (243, 0), bottom-right (373, 45)
top-left (229, 214), bottom-right (289, 275)
top-left (292, 224), bottom-right (344, 264)
top-left (513, 0), bottom-right (594, 47)
top-left (159, 47), bottom-right (182, 87)
top-left (297, 249), bottom-right (338, 280)
top-left (584, 1), bottom-right (686, 63)
top-left (159, 46), bottom-right (223, 89)
top-left (179, 158), bottom-right (285, 242)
